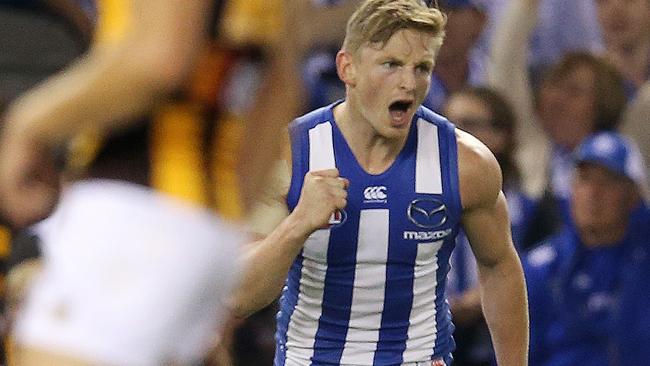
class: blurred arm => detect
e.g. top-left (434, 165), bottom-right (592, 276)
top-left (487, 0), bottom-right (548, 198)
top-left (3, 0), bottom-right (212, 145)
top-left (0, 0), bottom-right (213, 226)
top-left (621, 81), bottom-right (650, 190)
top-left (488, 0), bottom-right (538, 126)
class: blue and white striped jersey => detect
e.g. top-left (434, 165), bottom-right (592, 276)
top-left (276, 101), bottom-right (462, 366)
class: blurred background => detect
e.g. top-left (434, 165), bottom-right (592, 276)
top-left (0, 0), bottom-right (648, 365)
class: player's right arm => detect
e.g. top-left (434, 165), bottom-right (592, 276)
top-left (230, 165), bottom-right (349, 319)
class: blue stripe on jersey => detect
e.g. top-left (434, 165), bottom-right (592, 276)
top-left (428, 107), bottom-right (460, 357)
top-left (287, 116), bottom-right (309, 209)
top-left (286, 104), bottom-right (334, 209)
top-left (433, 240), bottom-right (456, 356)
top-left (373, 227), bottom-right (418, 365)
top-left (275, 255), bottom-right (305, 366)
top-left (427, 107), bottom-right (461, 358)
top-left (311, 213), bottom-right (361, 364)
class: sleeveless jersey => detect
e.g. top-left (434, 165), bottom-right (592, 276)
top-left (276, 101), bottom-right (462, 365)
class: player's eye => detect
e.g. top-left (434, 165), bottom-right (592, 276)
top-left (382, 61), bottom-right (400, 69)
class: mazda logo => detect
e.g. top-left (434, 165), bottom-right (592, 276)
top-left (407, 198), bottom-right (447, 228)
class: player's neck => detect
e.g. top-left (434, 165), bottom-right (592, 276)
top-left (334, 102), bottom-right (407, 175)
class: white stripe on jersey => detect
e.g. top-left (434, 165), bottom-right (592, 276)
top-left (285, 123), bottom-right (337, 363)
top-left (285, 229), bottom-right (331, 363)
top-left (416, 119), bottom-right (443, 194)
top-left (404, 240), bottom-right (444, 362)
top-left (339, 209), bottom-right (390, 364)
top-left (309, 122), bottom-right (335, 171)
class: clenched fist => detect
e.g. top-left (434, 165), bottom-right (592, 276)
top-left (291, 168), bottom-right (349, 235)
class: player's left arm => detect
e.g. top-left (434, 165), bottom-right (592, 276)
top-left (456, 129), bottom-right (529, 366)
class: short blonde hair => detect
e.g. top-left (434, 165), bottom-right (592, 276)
top-left (342, 0), bottom-right (446, 54)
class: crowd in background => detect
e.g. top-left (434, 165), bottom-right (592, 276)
top-left (0, 0), bottom-right (648, 365)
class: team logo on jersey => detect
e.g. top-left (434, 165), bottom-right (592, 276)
top-left (407, 198), bottom-right (447, 228)
top-left (327, 209), bottom-right (347, 228)
top-left (363, 186), bottom-right (387, 203)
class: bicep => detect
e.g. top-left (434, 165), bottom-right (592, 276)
top-left (461, 191), bottom-right (516, 269)
top-left (245, 158), bottom-right (291, 237)
top-left (458, 131), bottom-right (515, 267)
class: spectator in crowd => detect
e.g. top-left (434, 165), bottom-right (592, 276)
top-left (489, 0), bottom-right (628, 242)
top-left (424, 0), bottom-right (488, 112)
top-left (598, 0), bottom-right (650, 181)
top-left (477, 0), bottom-right (602, 82)
top-left (595, 0), bottom-right (650, 92)
top-left (445, 86), bottom-right (537, 249)
top-left (525, 131), bottom-right (650, 366)
top-left (586, 0), bottom-right (650, 180)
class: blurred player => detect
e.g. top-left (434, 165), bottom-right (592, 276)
top-left (0, 0), bottom-right (302, 364)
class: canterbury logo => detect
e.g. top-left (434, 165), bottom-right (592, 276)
top-left (363, 186), bottom-right (387, 201)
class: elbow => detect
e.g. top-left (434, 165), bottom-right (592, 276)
top-left (228, 292), bottom-right (254, 319)
top-left (229, 295), bottom-right (273, 320)
top-left (228, 304), bottom-right (253, 320)
top-left (230, 303), bottom-right (255, 320)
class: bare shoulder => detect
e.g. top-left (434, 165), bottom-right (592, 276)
top-left (456, 129), bottom-right (503, 211)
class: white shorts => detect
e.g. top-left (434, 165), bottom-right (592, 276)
top-left (13, 180), bottom-right (247, 366)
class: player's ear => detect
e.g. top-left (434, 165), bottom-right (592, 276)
top-left (336, 50), bottom-right (356, 87)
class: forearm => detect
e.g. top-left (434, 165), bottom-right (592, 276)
top-left (230, 212), bottom-right (311, 318)
top-left (4, 47), bottom-right (169, 146)
top-left (479, 254), bottom-right (529, 366)
top-left (3, 0), bottom-right (209, 149)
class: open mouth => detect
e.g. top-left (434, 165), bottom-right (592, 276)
top-left (389, 100), bottom-right (413, 113)
top-left (388, 100), bottom-right (413, 126)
